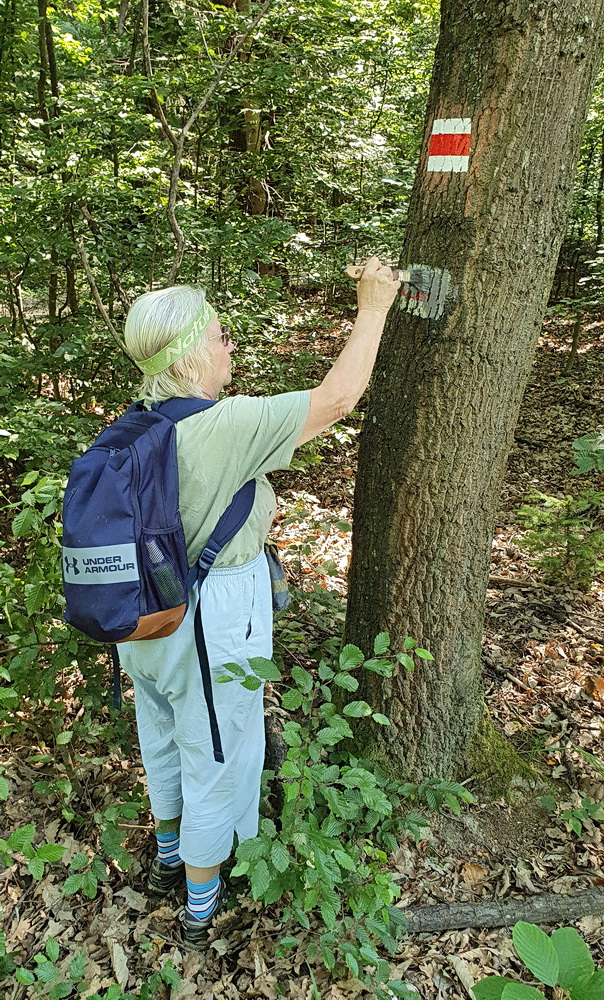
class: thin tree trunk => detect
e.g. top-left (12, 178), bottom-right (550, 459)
top-left (117, 0), bottom-right (129, 35)
top-left (44, 12), bottom-right (59, 117)
top-left (125, 1), bottom-right (140, 76)
top-left (564, 310), bottom-right (582, 373)
top-left (0, 0), bottom-right (17, 157)
top-left (0, 0), bottom-right (15, 73)
top-left (78, 204), bottom-right (131, 311)
top-left (37, 0), bottom-right (79, 321)
top-left (5, 270), bottom-right (17, 331)
top-left (141, 0), bottom-right (274, 284)
top-left (64, 259), bottom-right (78, 316)
top-left (346, 0), bottom-right (604, 781)
top-left (48, 247), bottom-right (58, 323)
top-left (596, 125), bottom-right (604, 247)
top-left (36, 0), bottom-right (50, 127)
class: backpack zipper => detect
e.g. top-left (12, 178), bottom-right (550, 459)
top-left (148, 425), bottom-right (167, 527)
top-left (129, 445), bottom-right (143, 582)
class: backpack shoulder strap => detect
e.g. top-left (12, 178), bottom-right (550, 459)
top-left (152, 398), bottom-right (216, 423)
top-left (187, 479), bottom-right (256, 590)
top-left (189, 477), bottom-right (257, 766)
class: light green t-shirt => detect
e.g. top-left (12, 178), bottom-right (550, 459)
top-left (175, 390), bottom-right (311, 568)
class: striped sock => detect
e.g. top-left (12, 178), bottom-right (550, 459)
top-left (186, 874), bottom-right (220, 921)
top-left (155, 830), bottom-right (182, 867)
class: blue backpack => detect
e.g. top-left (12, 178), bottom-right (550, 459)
top-left (62, 397), bottom-right (255, 763)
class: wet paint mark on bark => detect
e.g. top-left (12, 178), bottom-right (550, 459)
top-left (397, 265), bottom-right (456, 320)
top-left (427, 118), bottom-right (471, 172)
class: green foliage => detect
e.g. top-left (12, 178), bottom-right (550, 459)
top-left (1, 2), bottom-right (601, 993)
top-left (516, 489), bottom-right (604, 589)
top-left (62, 853), bottom-right (110, 900)
top-left (574, 746), bottom-right (604, 780)
top-left (0, 824), bottom-right (65, 882)
top-left (0, 468), bottom-right (106, 719)
top-left (5, 928), bottom-right (180, 1000)
top-left (516, 426), bottom-right (604, 589)
top-left (225, 634), bottom-right (471, 996)
top-left (472, 922), bottom-right (602, 1000)
top-left (572, 431), bottom-right (604, 475)
top-left (0, 0), bottom-right (439, 323)
top-left (539, 794), bottom-right (604, 838)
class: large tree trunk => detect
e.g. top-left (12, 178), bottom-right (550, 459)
top-left (223, 0), bottom-right (269, 219)
top-left (345, 0), bottom-right (604, 780)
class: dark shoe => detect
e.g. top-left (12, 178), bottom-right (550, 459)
top-left (177, 877), bottom-right (227, 950)
top-left (146, 857), bottom-right (186, 898)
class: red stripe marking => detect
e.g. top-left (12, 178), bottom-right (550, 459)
top-left (428, 133), bottom-right (471, 157)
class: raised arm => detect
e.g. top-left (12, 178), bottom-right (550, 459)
top-left (296, 257), bottom-right (400, 446)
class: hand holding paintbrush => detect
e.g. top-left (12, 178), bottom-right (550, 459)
top-left (345, 261), bottom-right (430, 297)
top-left (344, 257), bottom-right (402, 315)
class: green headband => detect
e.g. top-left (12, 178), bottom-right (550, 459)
top-left (137, 299), bottom-right (216, 376)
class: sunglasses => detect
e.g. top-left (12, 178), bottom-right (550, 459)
top-left (209, 328), bottom-right (236, 348)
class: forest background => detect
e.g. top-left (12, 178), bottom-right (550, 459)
top-left (0, 1), bottom-right (603, 999)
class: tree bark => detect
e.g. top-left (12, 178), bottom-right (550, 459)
top-left (346, 0), bottom-right (604, 780)
top-left (596, 125), bottom-right (604, 247)
top-left (401, 889), bottom-right (604, 935)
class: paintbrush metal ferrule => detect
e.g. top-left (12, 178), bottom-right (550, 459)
top-left (344, 263), bottom-right (433, 294)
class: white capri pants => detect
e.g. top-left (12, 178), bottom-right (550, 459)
top-left (117, 548), bottom-right (272, 867)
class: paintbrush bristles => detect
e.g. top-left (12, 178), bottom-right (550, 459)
top-left (393, 267), bottom-right (431, 293)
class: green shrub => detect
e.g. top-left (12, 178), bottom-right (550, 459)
top-left (6, 930), bottom-right (179, 1000)
top-left (516, 489), bottom-right (604, 589)
top-left (220, 634), bottom-right (473, 998)
top-left (572, 431), bottom-right (604, 475)
top-left (472, 921), bottom-right (603, 999)
top-left (539, 793), bottom-right (604, 837)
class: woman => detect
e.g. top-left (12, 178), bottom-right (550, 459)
top-left (118, 257), bottom-right (400, 948)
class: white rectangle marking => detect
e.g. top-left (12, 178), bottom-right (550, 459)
top-left (431, 117), bottom-right (471, 134)
top-left (451, 156), bottom-right (469, 172)
top-left (427, 155), bottom-right (469, 171)
top-left (63, 544), bottom-right (139, 585)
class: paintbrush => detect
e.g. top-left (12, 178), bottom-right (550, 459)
top-left (345, 263), bottom-right (431, 293)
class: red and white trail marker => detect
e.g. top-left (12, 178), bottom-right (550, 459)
top-left (427, 118), bottom-right (471, 172)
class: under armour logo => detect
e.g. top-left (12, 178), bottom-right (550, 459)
top-left (65, 556), bottom-right (80, 576)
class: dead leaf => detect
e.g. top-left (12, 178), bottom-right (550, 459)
top-left (181, 951), bottom-right (203, 982)
top-left (577, 916), bottom-right (604, 934)
top-left (114, 887), bottom-right (148, 912)
top-left (173, 980), bottom-right (201, 1000)
top-left (106, 937), bottom-right (129, 988)
top-left (41, 883), bottom-right (63, 908)
top-left (461, 863), bottom-right (489, 887)
top-left (8, 917), bottom-right (32, 943)
top-left (585, 675), bottom-right (604, 704)
top-left (210, 937), bottom-right (230, 956)
top-left (45, 818), bottom-right (62, 841)
top-left (449, 955), bottom-right (477, 998)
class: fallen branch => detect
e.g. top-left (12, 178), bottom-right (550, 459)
top-left (565, 620), bottom-right (604, 643)
top-left (504, 672), bottom-right (535, 694)
top-left (399, 889), bottom-right (604, 935)
top-left (488, 575), bottom-right (556, 591)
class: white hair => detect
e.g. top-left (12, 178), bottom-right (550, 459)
top-left (124, 285), bottom-right (215, 402)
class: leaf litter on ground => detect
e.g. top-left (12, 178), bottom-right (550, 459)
top-left (1, 309), bottom-right (603, 999)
